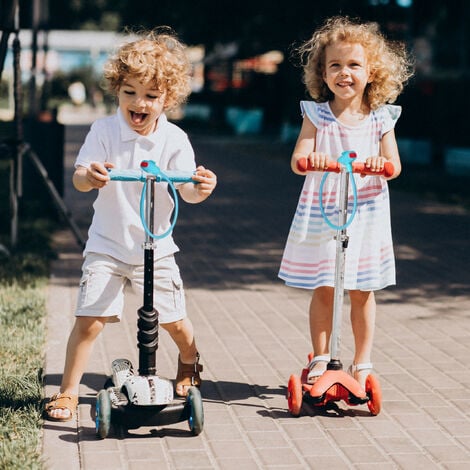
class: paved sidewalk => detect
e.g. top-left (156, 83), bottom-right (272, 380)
top-left (43, 125), bottom-right (470, 469)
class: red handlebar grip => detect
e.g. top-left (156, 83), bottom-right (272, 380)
top-left (296, 158), bottom-right (394, 177)
top-left (351, 161), bottom-right (395, 177)
top-left (297, 158), bottom-right (340, 173)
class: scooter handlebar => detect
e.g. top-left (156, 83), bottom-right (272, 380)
top-left (108, 167), bottom-right (196, 183)
top-left (297, 157), bottom-right (394, 177)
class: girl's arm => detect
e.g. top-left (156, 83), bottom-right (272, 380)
top-left (373, 129), bottom-right (402, 180)
top-left (290, 116), bottom-right (329, 175)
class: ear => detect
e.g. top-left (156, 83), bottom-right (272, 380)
top-left (367, 68), bottom-right (376, 84)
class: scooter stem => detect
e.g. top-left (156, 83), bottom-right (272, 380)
top-left (138, 175), bottom-right (159, 376)
top-left (328, 167), bottom-right (350, 370)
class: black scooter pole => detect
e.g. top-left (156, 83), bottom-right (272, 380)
top-left (137, 175), bottom-right (159, 376)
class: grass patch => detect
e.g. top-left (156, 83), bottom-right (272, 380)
top-left (0, 159), bottom-right (57, 470)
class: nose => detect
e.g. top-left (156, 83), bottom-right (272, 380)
top-left (132, 94), bottom-right (148, 107)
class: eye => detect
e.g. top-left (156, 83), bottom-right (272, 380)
top-left (123, 90), bottom-right (135, 95)
top-left (147, 94), bottom-right (158, 100)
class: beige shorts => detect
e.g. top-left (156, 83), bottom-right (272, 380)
top-left (75, 253), bottom-right (186, 324)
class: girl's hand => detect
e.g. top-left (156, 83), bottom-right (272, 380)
top-left (364, 156), bottom-right (387, 173)
top-left (307, 152), bottom-right (330, 170)
top-left (86, 161), bottom-right (114, 189)
top-left (192, 166), bottom-right (217, 197)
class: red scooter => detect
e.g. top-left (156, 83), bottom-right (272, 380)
top-left (287, 151), bottom-right (393, 417)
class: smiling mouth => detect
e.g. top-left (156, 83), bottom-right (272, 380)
top-left (130, 111), bottom-right (147, 124)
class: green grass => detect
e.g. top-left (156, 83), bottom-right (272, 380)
top-left (0, 160), bottom-right (57, 470)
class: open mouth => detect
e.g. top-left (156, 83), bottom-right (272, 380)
top-left (130, 111), bottom-right (148, 124)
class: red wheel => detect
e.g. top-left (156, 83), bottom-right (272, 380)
top-left (365, 374), bottom-right (382, 416)
top-left (287, 374), bottom-right (303, 417)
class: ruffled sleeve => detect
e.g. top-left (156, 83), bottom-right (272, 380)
top-left (300, 101), bottom-right (321, 127)
top-left (379, 104), bottom-right (401, 136)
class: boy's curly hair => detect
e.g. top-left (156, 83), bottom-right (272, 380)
top-left (103, 27), bottom-right (192, 110)
top-left (297, 16), bottom-right (414, 110)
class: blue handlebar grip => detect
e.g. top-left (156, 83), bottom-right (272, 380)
top-left (158, 170), bottom-right (196, 183)
top-left (108, 169), bottom-right (145, 181)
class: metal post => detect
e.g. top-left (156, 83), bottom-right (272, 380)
top-left (328, 168), bottom-right (350, 370)
top-left (10, 3), bottom-right (21, 248)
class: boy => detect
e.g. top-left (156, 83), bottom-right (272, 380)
top-left (45, 29), bottom-right (217, 422)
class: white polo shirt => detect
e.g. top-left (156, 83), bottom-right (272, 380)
top-left (75, 109), bottom-right (196, 264)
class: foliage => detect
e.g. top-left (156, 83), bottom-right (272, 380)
top-left (0, 159), bottom-right (56, 470)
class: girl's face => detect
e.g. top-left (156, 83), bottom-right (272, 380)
top-left (323, 42), bottom-right (372, 103)
top-left (118, 77), bottom-right (166, 135)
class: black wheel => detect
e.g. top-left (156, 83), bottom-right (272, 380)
top-left (186, 386), bottom-right (204, 435)
top-left (95, 389), bottom-right (112, 439)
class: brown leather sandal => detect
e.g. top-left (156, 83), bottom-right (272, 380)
top-left (175, 353), bottom-right (203, 397)
top-left (44, 393), bottom-right (78, 422)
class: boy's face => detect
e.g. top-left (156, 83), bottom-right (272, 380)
top-left (118, 77), bottom-right (166, 135)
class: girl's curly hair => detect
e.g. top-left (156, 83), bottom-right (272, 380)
top-left (297, 16), bottom-right (414, 110)
top-left (103, 27), bottom-right (192, 110)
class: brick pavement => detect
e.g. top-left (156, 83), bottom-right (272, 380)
top-left (42, 125), bottom-right (470, 469)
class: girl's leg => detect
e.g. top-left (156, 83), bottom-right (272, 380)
top-left (48, 316), bottom-right (107, 420)
top-left (348, 290), bottom-right (376, 388)
top-left (308, 286), bottom-right (334, 376)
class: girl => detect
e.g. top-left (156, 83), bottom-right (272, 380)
top-left (279, 16), bottom-right (413, 389)
top-left (45, 29), bottom-right (217, 421)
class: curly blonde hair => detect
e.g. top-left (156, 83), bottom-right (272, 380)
top-left (103, 27), bottom-right (192, 110)
top-left (297, 16), bottom-right (414, 110)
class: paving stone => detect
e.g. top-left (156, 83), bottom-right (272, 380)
top-left (42, 128), bottom-right (470, 469)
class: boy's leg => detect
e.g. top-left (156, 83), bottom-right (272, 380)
top-left (161, 317), bottom-right (197, 363)
top-left (47, 316), bottom-right (107, 421)
top-left (349, 290), bottom-right (376, 388)
top-left (161, 318), bottom-right (200, 396)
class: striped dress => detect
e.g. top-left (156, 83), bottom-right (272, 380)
top-left (278, 101), bottom-right (401, 291)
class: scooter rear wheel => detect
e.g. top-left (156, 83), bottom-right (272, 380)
top-left (287, 374), bottom-right (303, 417)
top-left (365, 374), bottom-right (382, 416)
top-left (96, 389), bottom-right (112, 438)
top-left (187, 386), bottom-right (204, 435)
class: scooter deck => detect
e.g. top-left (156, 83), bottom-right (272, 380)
top-left (300, 369), bottom-right (369, 407)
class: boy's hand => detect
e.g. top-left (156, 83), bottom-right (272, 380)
top-left (86, 162), bottom-right (114, 189)
top-left (192, 166), bottom-right (217, 197)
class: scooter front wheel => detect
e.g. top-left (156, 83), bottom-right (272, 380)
top-left (187, 386), bottom-right (204, 435)
top-left (287, 374), bottom-right (303, 417)
top-left (365, 374), bottom-right (382, 416)
top-left (96, 389), bottom-right (112, 438)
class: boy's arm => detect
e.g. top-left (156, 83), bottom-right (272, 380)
top-left (178, 166), bottom-right (217, 204)
top-left (73, 162), bottom-right (114, 192)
